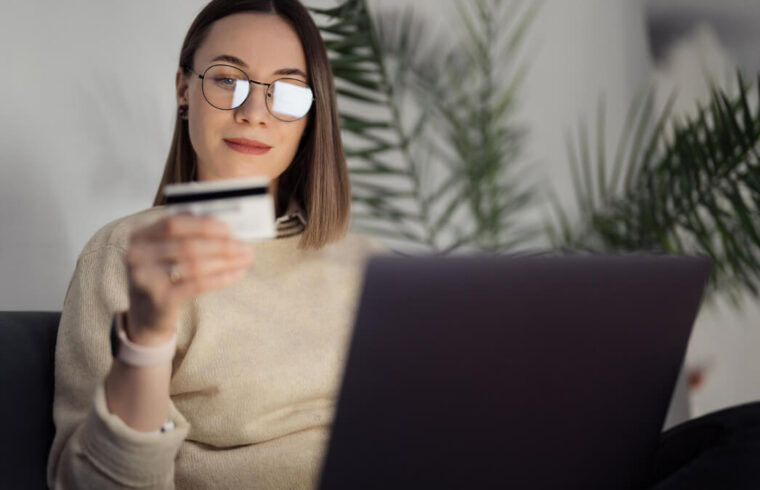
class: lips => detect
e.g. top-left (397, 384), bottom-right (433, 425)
top-left (224, 138), bottom-right (272, 156)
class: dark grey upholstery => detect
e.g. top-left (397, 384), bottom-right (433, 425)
top-left (2, 310), bottom-right (758, 489)
top-left (0, 311), bottom-right (61, 490)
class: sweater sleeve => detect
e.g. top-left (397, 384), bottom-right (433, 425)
top-left (362, 234), bottom-right (396, 257)
top-left (47, 243), bottom-right (190, 489)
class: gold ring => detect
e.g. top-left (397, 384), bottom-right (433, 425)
top-left (168, 263), bottom-right (182, 284)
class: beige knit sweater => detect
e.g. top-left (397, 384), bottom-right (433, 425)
top-left (46, 204), bottom-right (391, 489)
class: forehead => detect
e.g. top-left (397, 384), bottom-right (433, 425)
top-left (195, 12), bottom-right (307, 77)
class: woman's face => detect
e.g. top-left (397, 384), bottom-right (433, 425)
top-left (176, 12), bottom-right (310, 192)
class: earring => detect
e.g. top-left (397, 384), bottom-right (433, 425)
top-left (178, 104), bottom-right (189, 120)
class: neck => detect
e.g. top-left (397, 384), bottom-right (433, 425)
top-left (269, 179), bottom-right (280, 216)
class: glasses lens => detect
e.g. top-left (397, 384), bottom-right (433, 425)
top-left (202, 65), bottom-right (250, 109)
top-left (267, 79), bottom-right (313, 121)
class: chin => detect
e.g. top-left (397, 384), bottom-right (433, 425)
top-left (216, 160), bottom-right (273, 180)
top-left (229, 170), bottom-right (272, 180)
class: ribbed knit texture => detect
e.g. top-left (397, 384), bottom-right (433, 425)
top-left (47, 205), bottom-right (391, 489)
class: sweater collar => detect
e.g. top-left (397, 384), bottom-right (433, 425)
top-left (274, 197), bottom-right (306, 239)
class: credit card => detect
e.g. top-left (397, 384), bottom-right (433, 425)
top-left (163, 176), bottom-right (276, 241)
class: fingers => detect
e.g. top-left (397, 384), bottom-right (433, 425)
top-left (127, 236), bottom-right (251, 266)
top-left (125, 214), bottom-right (254, 332)
top-left (134, 256), bottom-right (251, 286)
top-left (128, 213), bottom-right (251, 267)
top-left (166, 268), bottom-right (249, 302)
top-left (133, 213), bottom-right (231, 242)
top-left (128, 248), bottom-right (252, 317)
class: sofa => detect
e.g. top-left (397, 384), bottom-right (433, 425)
top-left (0, 311), bottom-right (59, 489)
top-left (3, 310), bottom-right (760, 490)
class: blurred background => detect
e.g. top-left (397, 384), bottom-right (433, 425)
top-left (1, 0), bottom-right (759, 426)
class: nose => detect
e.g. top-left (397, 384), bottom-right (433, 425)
top-left (234, 82), bottom-right (269, 126)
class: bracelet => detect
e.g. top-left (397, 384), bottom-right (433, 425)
top-left (112, 312), bottom-right (177, 367)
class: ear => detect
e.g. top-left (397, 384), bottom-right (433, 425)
top-left (176, 67), bottom-right (189, 106)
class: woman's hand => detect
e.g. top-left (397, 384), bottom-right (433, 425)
top-left (124, 213), bottom-right (252, 345)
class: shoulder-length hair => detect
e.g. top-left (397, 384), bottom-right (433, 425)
top-left (153, 0), bottom-right (351, 250)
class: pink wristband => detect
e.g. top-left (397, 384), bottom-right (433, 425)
top-left (115, 312), bottom-right (177, 367)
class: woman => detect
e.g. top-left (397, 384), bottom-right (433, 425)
top-left (46, 1), bottom-right (390, 488)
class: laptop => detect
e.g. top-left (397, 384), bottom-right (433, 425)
top-left (317, 254), bottom-right (710, 490)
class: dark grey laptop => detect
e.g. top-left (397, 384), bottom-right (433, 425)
top-left (317, 254), bottom-right (710, 490)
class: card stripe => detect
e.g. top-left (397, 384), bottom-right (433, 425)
top-left (166, 186), bottom-right (268, 204)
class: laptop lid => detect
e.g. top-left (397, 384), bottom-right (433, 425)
top-left (318, 254), bottom-right (710, 490)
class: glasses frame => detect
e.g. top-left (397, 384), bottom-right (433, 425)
top-left (183, 63), bottom-right (314, 122)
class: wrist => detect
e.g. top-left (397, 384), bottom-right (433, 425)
top-left (124, 311), bottom-right (176, 347)
top-left (111, 312), bottom-right (177, 367)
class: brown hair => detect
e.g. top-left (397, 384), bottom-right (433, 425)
top-left (153, 0), bottom-right (351, 250)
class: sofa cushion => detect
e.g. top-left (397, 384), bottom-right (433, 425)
top-left (0, 311), bottom-right (60, 489)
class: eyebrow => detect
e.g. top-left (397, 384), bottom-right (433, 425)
top-left (210, 54), bottom-right (308, 79)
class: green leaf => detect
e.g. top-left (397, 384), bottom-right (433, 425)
top-left (320, 0), bottom-right (538, 255)
top-left (554, 70), bottom-right (760, 297)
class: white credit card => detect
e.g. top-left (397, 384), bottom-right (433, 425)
top-left (163, 176), bottom-right (276, 241)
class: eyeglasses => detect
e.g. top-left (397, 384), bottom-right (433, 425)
top-left (183, 64), bottom-right (314, 122)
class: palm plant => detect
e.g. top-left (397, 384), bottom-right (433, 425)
top-left (550, 76), bottom-right (760, 300)
top-left (311, 0), bottom-right (540, 254)
top-left (313, 0), bottom-right (760, 301)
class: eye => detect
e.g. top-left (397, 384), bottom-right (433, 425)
top-left (214, 77), bottom-right (235, 86)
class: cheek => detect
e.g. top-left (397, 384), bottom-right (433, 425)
top-left (285, 120), bottom-right (309, 152)
top-left (272, 123), bottom-right (307, 174)
top-left (187, 91), bottom-right (210, 152)
top-left (189, 105), bottom-right (224, 155)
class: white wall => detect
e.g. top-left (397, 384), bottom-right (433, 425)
top-left (521, 0), bottom-right (653, 224)
top-left (0, 0), bottom-right (212, 309)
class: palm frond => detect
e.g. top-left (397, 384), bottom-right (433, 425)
top-left (403, 0), bottom-right (541, 252)
top-left (314, 0), bottom-right (539, 253)
top-left (313, 0), bottom-right (432, 249)
top-left (550, 72), bottom-right (760, 300)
